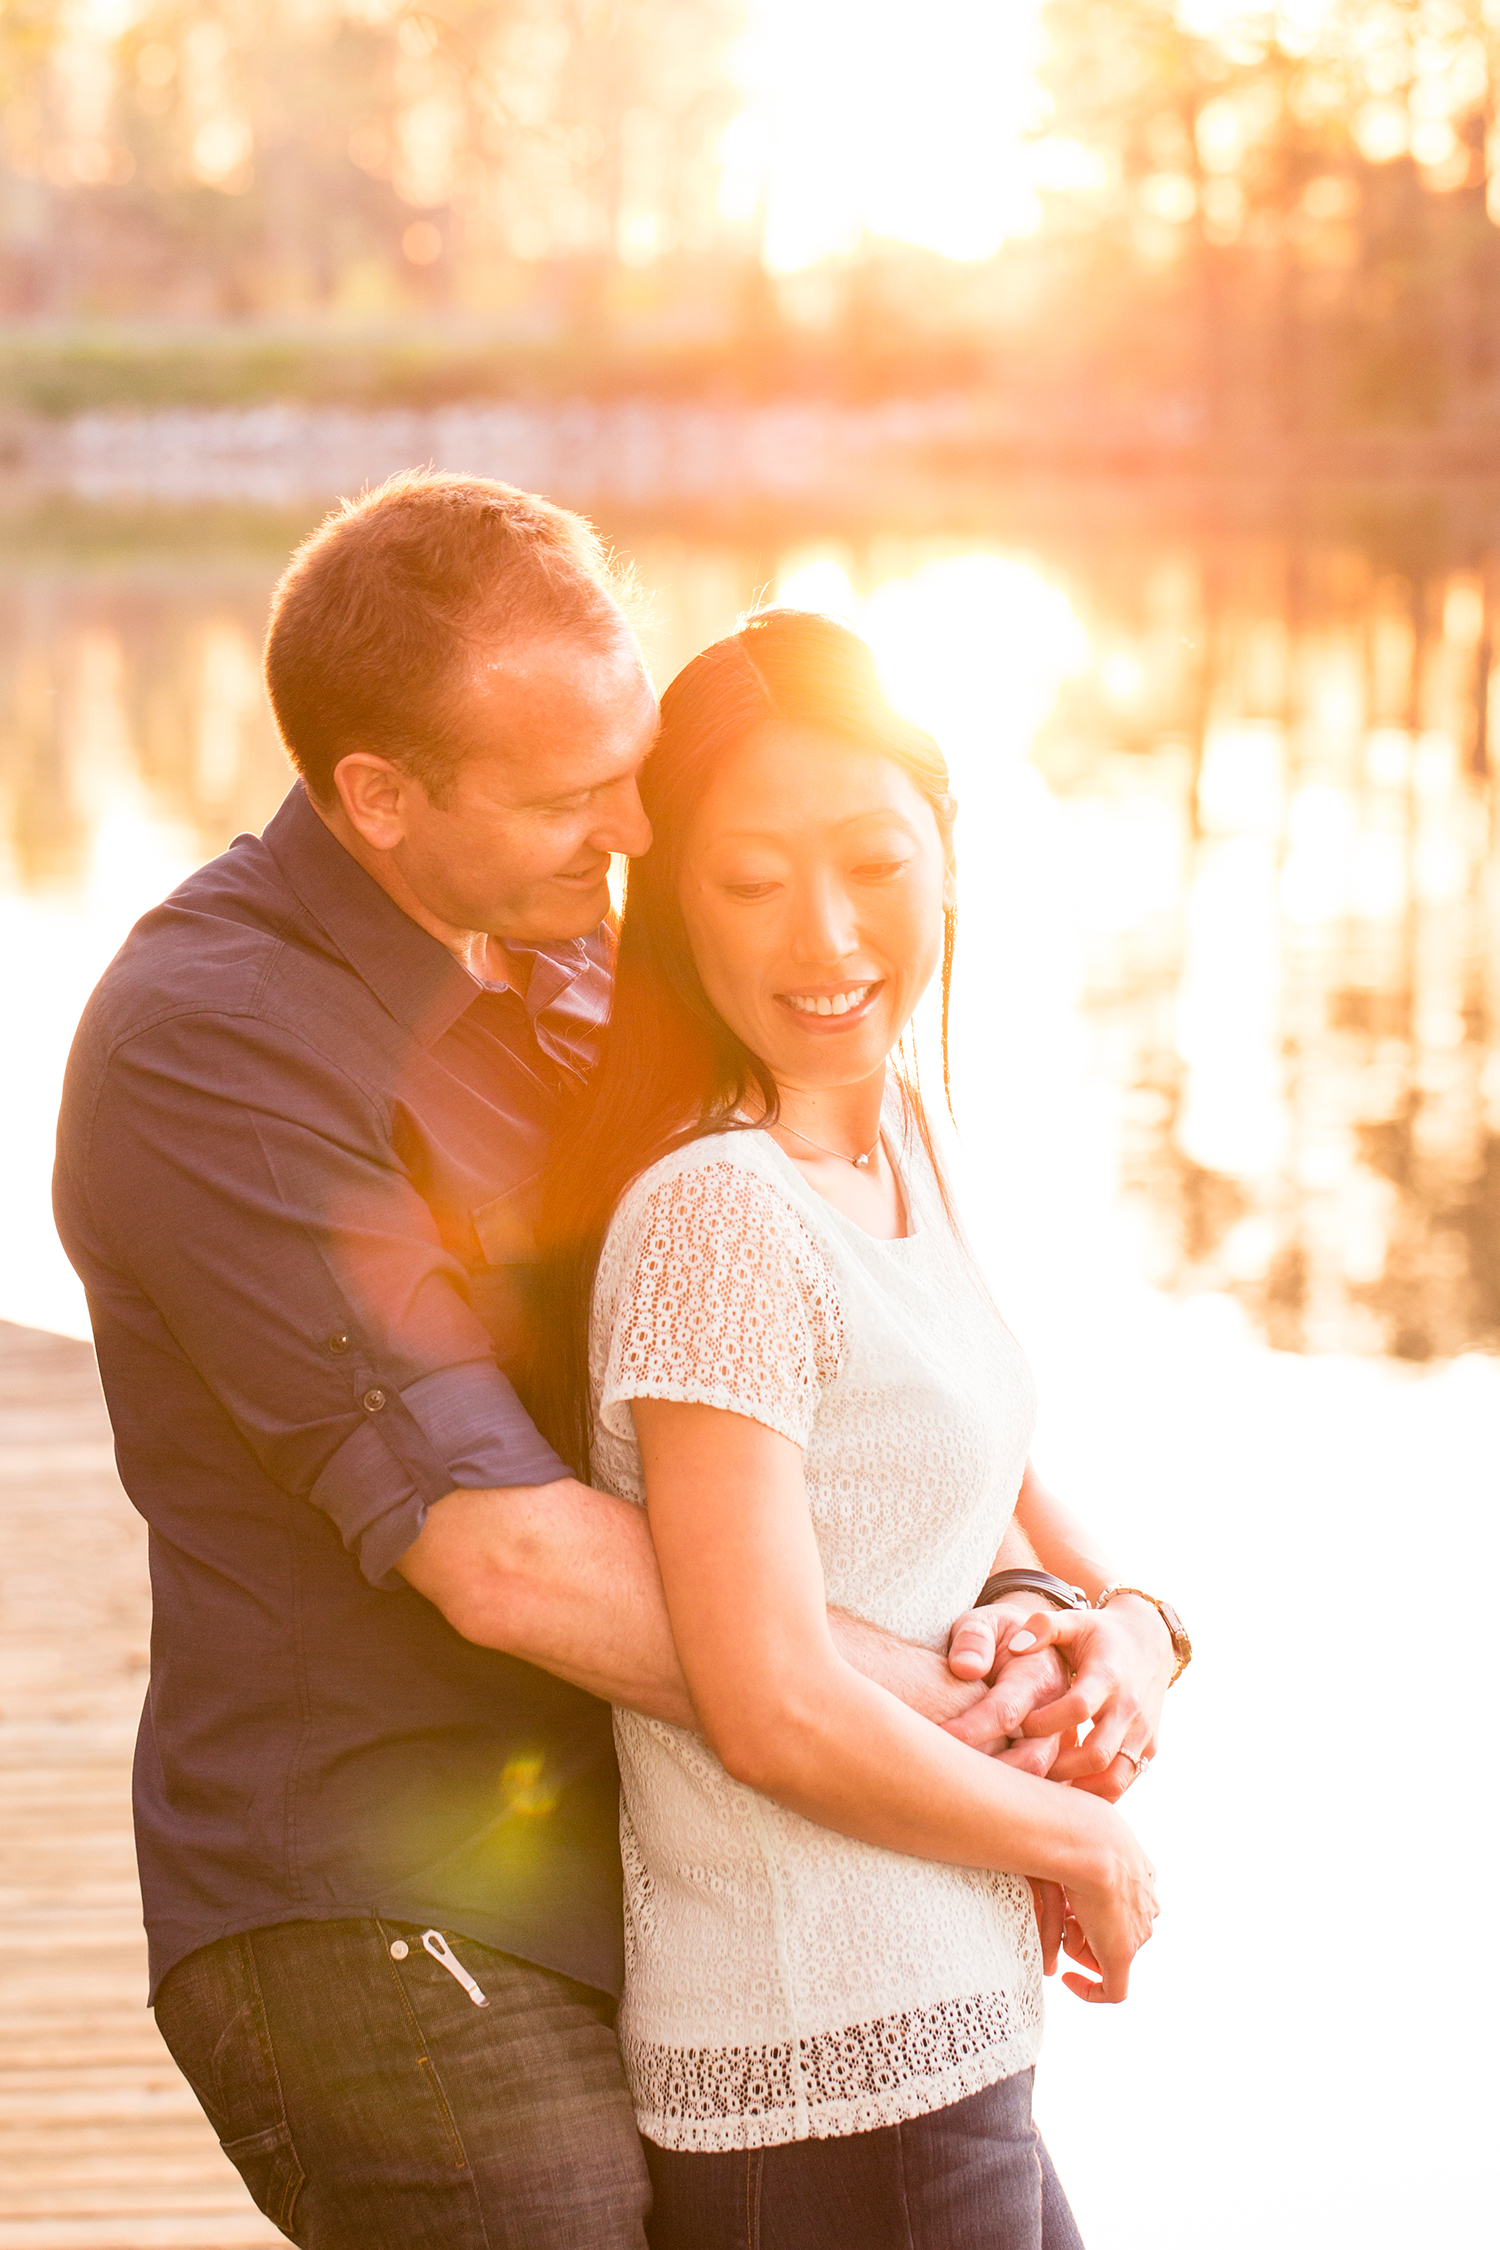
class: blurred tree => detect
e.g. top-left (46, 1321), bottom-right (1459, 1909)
top-left (12, 0), bottom-right (1500, 440)
top-left (0, 0), bottom-right (62, 101)
top-left (0, 2), bottom-right (76, 309)
top-left (1033, 0), bottom-right (1500, 449)
top-left (0, 0), bottom-right (743, 327)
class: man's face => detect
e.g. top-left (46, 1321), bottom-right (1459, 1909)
top-left (338, 625), bottom-right (658, 947)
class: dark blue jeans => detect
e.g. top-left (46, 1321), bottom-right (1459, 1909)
top-left (153, 1917), bottom-right (650, 2249)
top-left (644, 2070), bottom-right (1085, 2250)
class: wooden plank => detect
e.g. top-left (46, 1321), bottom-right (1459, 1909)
top-left (0, 2226), bottom-right (282, 2250)
top-left (0, 1323), bottom-right (283, 2248)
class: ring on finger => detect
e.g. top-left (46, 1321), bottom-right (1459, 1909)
top-left (1120, 1748), bottom-right (1149, 1780)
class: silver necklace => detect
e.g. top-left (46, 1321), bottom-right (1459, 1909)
top-left (776, 1120), bottom-right (881, 1170)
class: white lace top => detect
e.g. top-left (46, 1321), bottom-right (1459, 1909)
top-left (590, 1105), bottom-right (1045, 2152)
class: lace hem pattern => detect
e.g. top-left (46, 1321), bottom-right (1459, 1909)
top-left (626, 1987), bottom-right (1043, 2153)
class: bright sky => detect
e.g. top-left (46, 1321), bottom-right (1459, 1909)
top-left (724, 0), bottom-right (1053, 270)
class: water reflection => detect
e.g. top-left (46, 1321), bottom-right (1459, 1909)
top-left (0, 565), bottom-right (291, 891)
top-left (1049, 544), bottom-right (1500, 1367)
top-left (2, 510), bottom-right (1495, 1360)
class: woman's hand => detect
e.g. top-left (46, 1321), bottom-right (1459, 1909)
top-left (1058, 1809), bottom-right (1160, 2002)
top-left (974, 1597), bottom-right (1175, 1802)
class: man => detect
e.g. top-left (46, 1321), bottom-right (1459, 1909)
top-left (54, 473), bottom-right (1176, 2248)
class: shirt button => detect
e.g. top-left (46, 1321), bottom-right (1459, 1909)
top-left (327, 1332), bottom-right (350, 1354)
top-left (389, 1938), bottom-right (409, 1960)
top-left (362, 1388), bottom-right (386, 1412)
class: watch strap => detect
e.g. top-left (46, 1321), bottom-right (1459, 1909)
top-left (976, 1568), bottom-right (1090, 1614)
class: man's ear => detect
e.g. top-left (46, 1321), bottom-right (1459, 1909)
top-left (331, 752), bottom-right (416, 852)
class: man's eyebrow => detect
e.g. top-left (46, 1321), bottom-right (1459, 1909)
top-left (526, 752), bottom-right (655, 808)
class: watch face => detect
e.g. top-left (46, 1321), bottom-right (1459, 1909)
top-left (1157, 1600), bottom-right (1191, 1661)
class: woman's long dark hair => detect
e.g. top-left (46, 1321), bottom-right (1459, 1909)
top-left (530, 608), bottom-right (958, 1479)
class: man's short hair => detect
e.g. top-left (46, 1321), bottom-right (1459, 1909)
top-left (264, 470), bottom-right (629, 804)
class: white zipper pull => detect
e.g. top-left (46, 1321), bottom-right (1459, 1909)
top-left (420, 1928), bottom-right (490, 2008)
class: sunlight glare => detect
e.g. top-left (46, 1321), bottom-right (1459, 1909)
top-left (734, 0), bottom-right (1050, 269)
top-left (776, 549), bottom-right (1093, 769)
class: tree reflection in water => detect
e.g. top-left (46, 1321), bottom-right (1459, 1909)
top-left (1026, 520), bottom-right (1498, 1365)
top-left (1, 500), bottom-right (1495, 1362)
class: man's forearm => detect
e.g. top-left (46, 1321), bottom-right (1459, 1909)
top-left (400, 1479), bottom-right (982, 1732)
top-left (988, 1511), bottom-right (1043, 1581)
top-left (829, 1610), bottom-right (987, 1726)
top-left (398, 1479), bottom-right (698, 1726)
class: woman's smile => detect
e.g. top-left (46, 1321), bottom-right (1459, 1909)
top-left (777, 979), bottom-right (883, 1024)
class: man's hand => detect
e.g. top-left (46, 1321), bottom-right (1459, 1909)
top-left (940, 1598), bottom-right (1074, 1774)
top-left (977, 1597), bottom-right (1175, 1802)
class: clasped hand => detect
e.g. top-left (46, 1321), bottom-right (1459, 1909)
top-left (940, 1594), bottom-right (1171, 1797)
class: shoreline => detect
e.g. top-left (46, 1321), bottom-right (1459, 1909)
top-left (7, 407), bottom-right (1500, 532)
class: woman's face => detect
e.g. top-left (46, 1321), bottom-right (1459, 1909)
top-left (677, 722), bottom-right (952, 1094)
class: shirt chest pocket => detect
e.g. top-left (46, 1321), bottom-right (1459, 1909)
top-left (468, 1174), bottom-right (544, 1374)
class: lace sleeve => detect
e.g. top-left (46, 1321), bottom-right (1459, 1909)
top-left (598, 1156), bottom-right (844, 1449)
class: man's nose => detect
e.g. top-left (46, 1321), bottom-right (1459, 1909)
top-left (594, 777), bottom-right (653, 859)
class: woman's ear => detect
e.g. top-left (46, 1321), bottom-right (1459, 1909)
top-left (942, 850), bottom-right (958, 914)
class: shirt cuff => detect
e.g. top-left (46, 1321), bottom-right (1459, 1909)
top-left (311, 1359), bottom-right (570, 1589)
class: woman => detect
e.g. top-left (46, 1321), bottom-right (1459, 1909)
top-left (537, 610), bottom-right (1174, 2249)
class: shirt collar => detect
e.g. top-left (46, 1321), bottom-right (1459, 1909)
top-left (261, 784), bottom-right (609, 1056)
top-left (514, 932), bottom-right (613, 1080)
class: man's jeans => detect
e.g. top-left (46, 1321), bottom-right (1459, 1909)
top-left (153, 1918), bottom-right (650, 2250)
top-left (644, 2069), bottom-right (1085, 2250)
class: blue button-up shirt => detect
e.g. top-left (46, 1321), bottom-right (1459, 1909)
top-left (54, 784), bottom-right (624, 2000)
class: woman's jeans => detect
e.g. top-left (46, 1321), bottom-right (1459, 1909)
top-left (644, 2068), bottom-right (1085, 2250)
top-left (153, 1917), bottom-right (650, 2249)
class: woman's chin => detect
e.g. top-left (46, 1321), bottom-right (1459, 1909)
top-left (759, 1024), bottom-right (896, 1089)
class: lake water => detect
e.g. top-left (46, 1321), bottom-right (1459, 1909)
top-left (6, 491), bottom-right (1497, 1359)
top-left (2, 482), bottom-right (1496, 2246)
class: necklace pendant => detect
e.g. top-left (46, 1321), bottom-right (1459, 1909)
top-left (854, 1152), bottom-right (870, 1168)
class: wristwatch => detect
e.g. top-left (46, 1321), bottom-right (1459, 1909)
top-left (1096, 1584), bottom-right (1193, 1684)
top-left (975, 1568), bottom-right (1090, 1613)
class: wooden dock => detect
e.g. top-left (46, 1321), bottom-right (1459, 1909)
top-left (0, 1322), bottom-right (282, 2249)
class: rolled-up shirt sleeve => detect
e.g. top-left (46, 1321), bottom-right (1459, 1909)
top-left (78, 1007), bottom-right (568, 1587)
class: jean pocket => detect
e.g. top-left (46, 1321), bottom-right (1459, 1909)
top-left (221, 2119), bottom-right (306, 2236)
top-left (155, 1936), bottom-right (306, 2236)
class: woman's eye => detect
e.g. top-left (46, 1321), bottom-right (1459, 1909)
top-left (725, 880), bottom-right (779, 901)
top-left (854, 858), bottom-right (911, 881)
